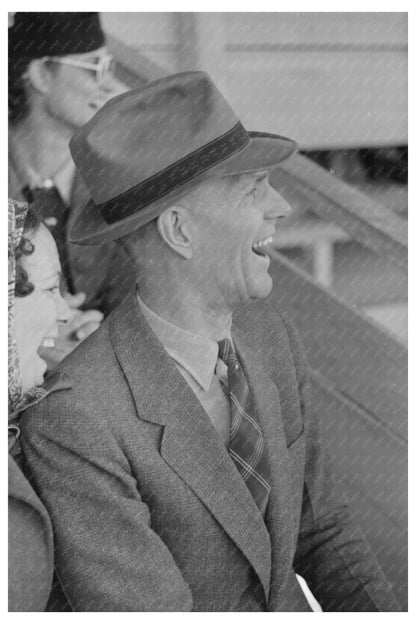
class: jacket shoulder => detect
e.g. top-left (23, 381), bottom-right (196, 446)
top-left (234, 299), bottom-right (307, 374)
top-left (21, 310), bottom-right (136, 447)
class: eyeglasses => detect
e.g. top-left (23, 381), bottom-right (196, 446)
top-left (42, 54), bottom-right (116, 84)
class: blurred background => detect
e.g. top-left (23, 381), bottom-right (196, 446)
top-left (100, 12), bottom-right (407, 609)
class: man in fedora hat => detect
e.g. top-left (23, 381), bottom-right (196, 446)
top-left (22, 72), bottom-right (398, 611)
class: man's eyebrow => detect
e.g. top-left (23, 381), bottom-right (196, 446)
top-left (242, 172), bottom-right (269, 193)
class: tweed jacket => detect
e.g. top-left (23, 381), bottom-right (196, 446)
top-left (8, 163), bottom-right (134, 316)
top-left (8, 452), bottom-right (54, 611)
top-left (21, 291), bottom-right (397, 611)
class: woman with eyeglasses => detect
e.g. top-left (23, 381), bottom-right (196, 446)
top-left (8, 12), bottom-right (135, 369)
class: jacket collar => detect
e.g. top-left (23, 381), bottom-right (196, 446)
top-left (8, 371), bottom-right (72, 425)
top-left (137, 292), bottom-right (220, 392)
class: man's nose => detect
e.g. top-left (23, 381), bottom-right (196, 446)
top-left (265, 185), bottom-right (292, 220)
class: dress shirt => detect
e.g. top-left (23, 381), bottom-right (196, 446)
top-left (137, 292), bottom-right (232, 447)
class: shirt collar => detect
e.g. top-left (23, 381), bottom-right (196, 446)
top-left (137, 292), bottom-right (225, 392)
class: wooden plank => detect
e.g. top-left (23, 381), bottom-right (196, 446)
top-left (273, 221), bottom-right (350, 246)
top-left (101, 13), bottom-right (407, 148)
top-left (272, 154), bottom-right (407, 272)
top-left (223, 49), bottom-right (407, 149)
top-left (102, 12), bottom-right (408, 56)
top-left (354, 182), bottom-right (408, 219)
top-left (223, 13), bottom-right (407, 48)
top-left (172, 13), bottom-right (228, 96)
top-left (268, 250), bottom-right (407, 440)
top-left (106, 32), bottom-right (167, 83)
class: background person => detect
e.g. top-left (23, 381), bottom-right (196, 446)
top-left (8, 12), bottom-right (135, 367)
top-left (8, 198), bottom-right (72, 611)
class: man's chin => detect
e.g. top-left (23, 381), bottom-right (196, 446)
top-left (243, 278), bottom-right (273, 305)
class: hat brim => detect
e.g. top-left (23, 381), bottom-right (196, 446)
top-left (69, 132), bottom-right (297, 246)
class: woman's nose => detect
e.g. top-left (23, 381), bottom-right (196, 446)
top-left (100, 73), bottom-right (127, 96)
top-left (57, 295), bottom-right (73, 325)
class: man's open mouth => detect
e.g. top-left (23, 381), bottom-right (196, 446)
top-left (252, 235), bottom-right (273, 257)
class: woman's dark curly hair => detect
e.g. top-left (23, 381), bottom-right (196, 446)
top-left (15, 206), bottom-right (43, 298)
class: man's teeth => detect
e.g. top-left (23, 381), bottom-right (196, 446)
top-left (253, 236), bottom-right (273, 251)
top-left (41, 338), bottom-right (55, 348)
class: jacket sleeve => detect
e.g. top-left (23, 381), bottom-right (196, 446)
top-left (20, 391), bottom-right (193, 612)
top-left (279, 313), bottom-right (401, 612)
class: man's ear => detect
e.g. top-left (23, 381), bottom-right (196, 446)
top-left (24, 59), bottom-right (52, 95)
top-left (157, 207), bottom-right (194, 260)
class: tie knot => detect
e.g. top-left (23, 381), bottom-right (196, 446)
top-left (218, 338), bottom-right (239, 370)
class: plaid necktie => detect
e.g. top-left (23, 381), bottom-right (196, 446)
top-left (218, 338), bottom-right (271, 516)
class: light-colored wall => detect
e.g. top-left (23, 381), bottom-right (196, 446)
top-left (101, 12), bottom-right (407, 150)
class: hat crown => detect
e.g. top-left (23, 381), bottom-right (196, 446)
top-left (70, 72), bottom-right (244, 205)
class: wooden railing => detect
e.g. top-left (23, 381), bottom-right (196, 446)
top-left (274, 155), bottom-right (407, 271)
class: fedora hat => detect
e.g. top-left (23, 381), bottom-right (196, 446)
top-left (69, 71), bottom-right (297, 245)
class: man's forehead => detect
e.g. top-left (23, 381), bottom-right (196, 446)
top-left (178, 170), bottom-right (270, 209)
top-left (202, 170), bottom-right (269, 194)
top-left (230, 170), bottom-right (269, 188)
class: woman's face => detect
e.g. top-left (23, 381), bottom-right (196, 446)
top-left (43, 47), bottom-right (126, 130)
top-left (14, 225), bottom-right (72, 394)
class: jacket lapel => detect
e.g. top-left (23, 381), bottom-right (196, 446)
top-left (232, 324), bottom-right (296, 606)
top-left (110, 292), bottom-right (272, 598)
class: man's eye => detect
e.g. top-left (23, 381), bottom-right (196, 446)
top-left (46, 285), bottom-right (60, 294)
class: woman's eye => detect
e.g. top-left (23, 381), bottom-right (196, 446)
top-left (46, 285), bottom-right (60, 294)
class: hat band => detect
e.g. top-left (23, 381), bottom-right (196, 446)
top-left (97, 121), bottom-right (250, 225)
